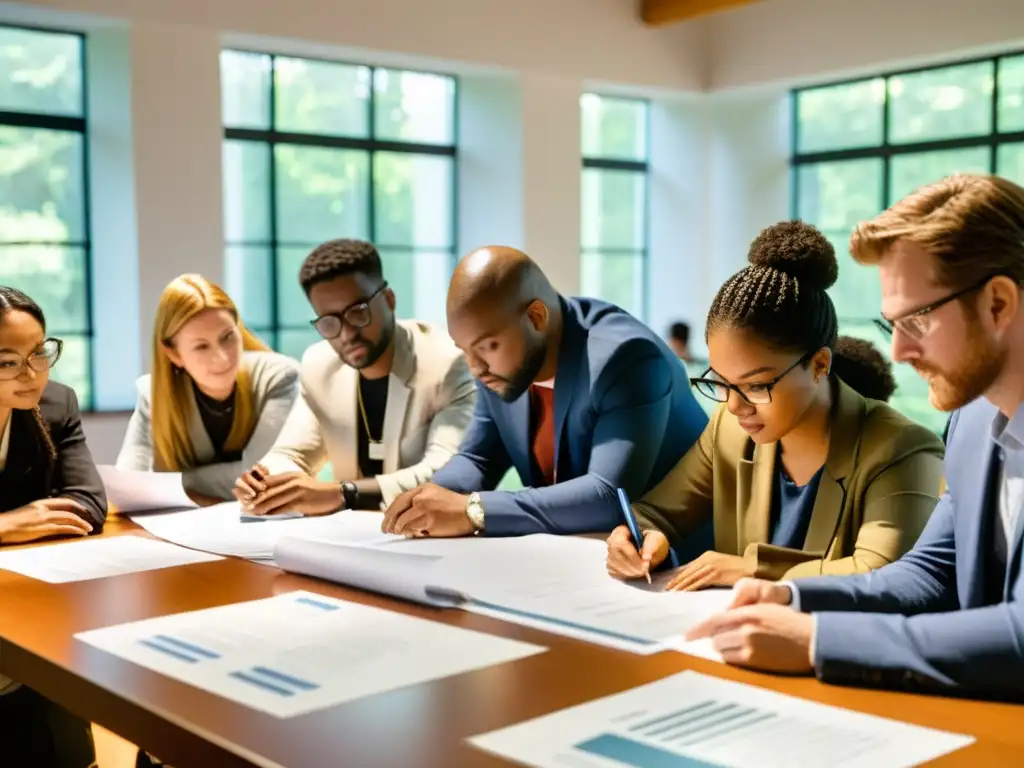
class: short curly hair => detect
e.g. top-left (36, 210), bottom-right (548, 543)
top-left (831, 336), bottom-right (897, 402)
top-left (299, 239), bottom-right (383, 294)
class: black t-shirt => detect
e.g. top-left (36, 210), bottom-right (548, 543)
top-left (194, 383), bottom-right (241, 462)
top-left (357, 375), bottom-right (389, 479)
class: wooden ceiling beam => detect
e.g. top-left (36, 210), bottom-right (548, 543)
top-left (641, 0), bottom-right (763, 26)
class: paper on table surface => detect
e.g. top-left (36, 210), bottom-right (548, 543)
top-left (273, 533), bottom-right (734, 654)
top-left (274, 537), bottom-right (455, 606)
top-left (0, 535), bottom-right (222, 583)
top-left (75, 590), bottom-right (546, 718)
top-left (129, 502), bottom-right (402, 560)
top-left (469, 670), bottom-right (975, 768)
top-left (431, 535), bottom-right (734, 654)
top-left (98, 465), bottom-right (197, 514)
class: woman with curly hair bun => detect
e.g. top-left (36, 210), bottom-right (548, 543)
top-left (606, 221), bottom-right (945, 590)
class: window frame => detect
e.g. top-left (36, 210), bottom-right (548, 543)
top-left (580, 93), bottom-right (651, 321)
top-left (791, 50), bottom-right (1024, 218)
top-left (790, 50), bottom-right (1024, 434)
top-left (0, 23), bottom-right (94, 408)
top-left (222, 49), bottom-right (459, 347)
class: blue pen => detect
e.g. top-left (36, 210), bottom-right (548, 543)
top-left (616, 488), bottom-right (679, 577)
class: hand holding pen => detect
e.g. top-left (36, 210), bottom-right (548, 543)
top-left (606, 525), bottom-right (670, 582)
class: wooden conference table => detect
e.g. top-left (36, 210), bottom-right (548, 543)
top-left (0, 517), bottom-right (1020, 767)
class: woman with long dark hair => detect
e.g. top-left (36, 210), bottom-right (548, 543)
top-left (0, 285), bottom-right (105, 766)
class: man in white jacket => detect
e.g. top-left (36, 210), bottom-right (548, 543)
top-left (235, 239), bottom-right (476, 514)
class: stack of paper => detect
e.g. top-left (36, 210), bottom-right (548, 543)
top-left (129, 502), bottom-right (402, 561)
top-left (75, 590), bottom-right (546, 718)
top-left (273, 534), bottom-right (733, 654)
top-left (0, 536), bottom-right (222, 583)
top-left (469, 671), bottom-right (975, 768)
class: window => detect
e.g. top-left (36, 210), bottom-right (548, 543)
top-left (792, 53), bottom-right (1024, 434)
top-left (580, 94), bottom-right (649, 319)
top-left (221, 51), bottom-right (457, 360)
top-left (0, 26), bottom-right (92, 407)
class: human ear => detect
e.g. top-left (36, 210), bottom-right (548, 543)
top-left (525, 300), bottom-right (549, 333)
top-left (985, 276), bottom-right (1019, 336)
top-left (161, 340), bottom-right (183, 370)
top-left (812, 347), bottom-right (832, 382)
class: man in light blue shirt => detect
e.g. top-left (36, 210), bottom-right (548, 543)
top-left (687, 173), bottom-right (1024, 699)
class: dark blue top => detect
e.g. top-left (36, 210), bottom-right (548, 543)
top-left (431, 295), bottom-right (709, 537)
top-left (770, 457), bottom-right (822, 549)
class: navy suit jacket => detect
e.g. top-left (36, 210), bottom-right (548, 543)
top-left (793, 396), bottom-right (1024, 699)
top-left (431, 296), bottom-right (709, 536)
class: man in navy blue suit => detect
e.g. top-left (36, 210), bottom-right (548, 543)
top-left (688, 173), bottom-right (1024, 700)
top-left (381, 246), bottom-right (708, 538)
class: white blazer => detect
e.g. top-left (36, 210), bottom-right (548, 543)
top-left (116, 351), bottom-right (300, 500)
top-left (260, 320), bottom-right (476, 506)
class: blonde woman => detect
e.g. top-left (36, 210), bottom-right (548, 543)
top-left (117, 275), bottom-right (299, 502)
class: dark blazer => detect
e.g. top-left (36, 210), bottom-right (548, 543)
top-left (0, 381), bottom-right (107, 529)
top-left (793, 396), bottom-right (1024, 699)
top-left (431, 296), bottom-right (709, 536)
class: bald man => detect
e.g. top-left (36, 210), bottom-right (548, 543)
top-left (381, 247), bottom-right (709, 538)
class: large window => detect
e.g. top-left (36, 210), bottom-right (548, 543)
top-left (220, 51), bottom-right (457, 359)
top-left (792, 53), bottom-right (1024, 433)
top-left (0, 26), bottom-right (92, 407)
top-left (580, 94), bottom-right (649, 319)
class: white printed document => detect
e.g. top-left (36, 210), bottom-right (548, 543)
top-left (273, 534), bottom-right (733, 654)
top-left (0, 535), bottom-right (222, 583)
top-left (469, 671), bottom-right (975, 768)
top-left (75, 590), bottom-right (545, 718)
top-left (98, 465), bottom-right (198, 514)
top-left (129, 502), bottom-right (402, 560)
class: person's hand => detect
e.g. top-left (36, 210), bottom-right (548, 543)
top-left (665, 551), bottom-right (753, 591)
top-left (605, 525), bottom-right (669, 580)
top-left (728, 577), bottom-right (794, 608)
top-left (381, 484), bottom-right (473, 538)
top-left (233, 463), bottom-right (270, 504)
top-left (0, 498), bottom-right (94, 544)
top-left (685, 603), bottom-right (814, 673)
top-left (241, 472), bottom-right (342, 517)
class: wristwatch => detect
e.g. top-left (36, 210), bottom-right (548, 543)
top-left (340, 480), bottom-right (359, 510)
top-left (466, 492), bottom-right (485, 534)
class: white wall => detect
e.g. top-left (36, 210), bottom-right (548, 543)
top-left (706, 0), bottom-right (1024, 90)
top-left (8, 0), bottom-right (708, 89)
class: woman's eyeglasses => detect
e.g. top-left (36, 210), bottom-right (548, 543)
top-left (0, 338), bottom-right (63, 381)
top-left (689, 351), bottom-right (813, 405)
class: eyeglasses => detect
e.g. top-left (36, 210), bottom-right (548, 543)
top-left (689, 351), bottom-right (813, 405)
top-left (874, 275), bottom-right (997, 341)
top-left (0, 338), bottom-right (63, 381)
top-left (310, 282), bottom-right (388, 340)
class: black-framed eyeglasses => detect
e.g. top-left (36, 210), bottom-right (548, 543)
top-left (0, 338), bottom-right (63, 382)
top-left (310, 282), bottom-right (388, 340)
top-left (689, 351), bottom-right (814, 405)
top-left (874, 275), bottom-right (998, 341)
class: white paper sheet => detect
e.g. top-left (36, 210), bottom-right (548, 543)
top-left (98, 465), bottom-right (198, 514)
top-left (0, 535), bottom-right (222, 583)
top-left (273, 533), bottom-right (733, 655)
top-left (469, 671), bottom-right (975, 768)
top-left (433, 536), bottom-right (734, 654)
top-left (274, 537), bottom-right (455, 606)
top-left (129, 502), bottom-right (402, 560)
top-left (75, 590), bottom-right (546, 718)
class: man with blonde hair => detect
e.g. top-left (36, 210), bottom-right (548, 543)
top-left (688, 174), bottom-right (1024, 699)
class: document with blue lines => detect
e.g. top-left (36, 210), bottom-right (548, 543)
top-left (470, 671), bottom-right (974, 768)
top-left (73, 591), bottom-right (545, 718)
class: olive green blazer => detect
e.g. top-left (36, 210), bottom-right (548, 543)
top-left (633, 378), bottom-right (945, 581)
